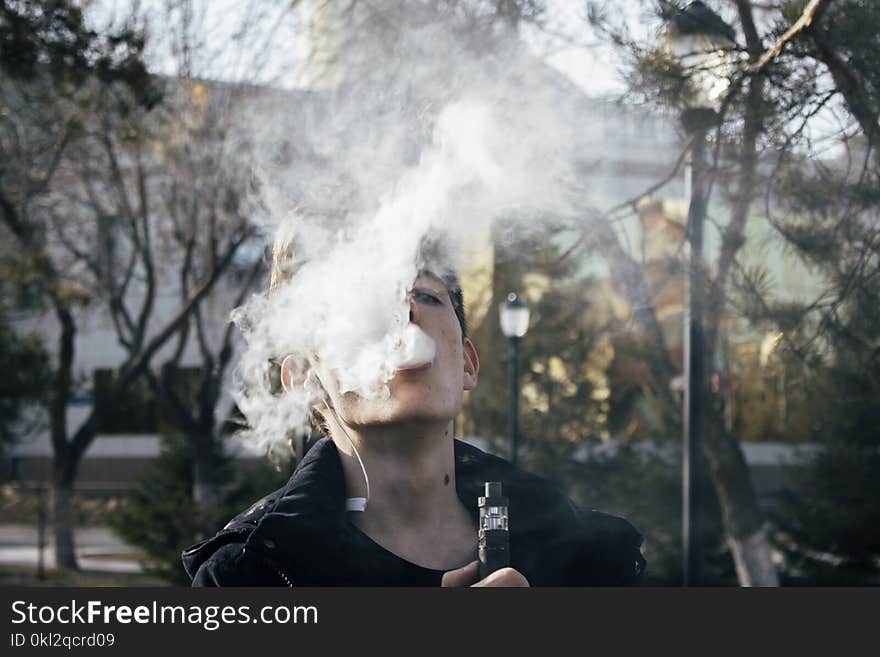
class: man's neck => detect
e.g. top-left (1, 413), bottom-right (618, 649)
top-left (327, 416), bottom-right (478, 569)
top-left (328, 417), bottom-right (462, 527)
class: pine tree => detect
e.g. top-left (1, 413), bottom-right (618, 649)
top-left (587, 0), bottom-right (880, 585)
top-left (108, 431), bottom-right (293, 585)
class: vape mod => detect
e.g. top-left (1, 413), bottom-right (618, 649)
top-left (478, 481), bottom-right (510, 580)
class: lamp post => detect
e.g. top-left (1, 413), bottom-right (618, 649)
top-left (666, 0), bottom-right (735, 587)
top-left (499, 292), bottom-right (530, 468)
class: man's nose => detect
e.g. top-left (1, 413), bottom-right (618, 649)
top-left (408, 296), bottom-right (419, 324)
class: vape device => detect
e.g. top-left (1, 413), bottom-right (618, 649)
top-left (478, 481), bottom-right (510, 580)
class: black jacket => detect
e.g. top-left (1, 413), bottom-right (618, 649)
top-left (182, 437), bottom-right (646, 586)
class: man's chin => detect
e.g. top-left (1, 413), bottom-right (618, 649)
top-left (351, 408), bottom-right (456, 429)
top-left (339, 389), bottom-right (460, 429)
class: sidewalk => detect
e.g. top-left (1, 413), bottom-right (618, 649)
top-left (0, 524), bottom-right (144, 573)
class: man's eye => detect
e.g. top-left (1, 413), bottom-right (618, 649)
top-left (412, 291), bottom-right (442, 305)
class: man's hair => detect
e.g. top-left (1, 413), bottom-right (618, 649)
top-left (449, 281), bottom-right (466, 340)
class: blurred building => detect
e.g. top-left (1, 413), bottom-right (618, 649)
top-left (2, 5), bottom-right (824, 505)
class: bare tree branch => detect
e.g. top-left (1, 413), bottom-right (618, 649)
top-left (556, 137), bottom-right (694, 265)
top-left (747, 0), bottom-right (833, 74)
top-left (68, 225), bottom-right (253, 458)
top-left (132, 150), bottom-right (156, 350)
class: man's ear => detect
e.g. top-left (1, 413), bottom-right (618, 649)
top-left (463, 337), bottom-right (479, 391)
top-left (280, 354), bottom-right (308, 393)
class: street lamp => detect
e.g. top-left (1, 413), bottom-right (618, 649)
top-left (665, 0), bottom-right (736, 587)
top-left (499, 292), bottom-right (530, 468)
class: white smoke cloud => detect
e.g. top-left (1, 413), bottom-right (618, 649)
top-left (228, 9), bottom-right (594, 456)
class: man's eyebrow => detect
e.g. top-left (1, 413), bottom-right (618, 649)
top-left (411, 283), bottom-right (447, 298)
top-left (415, 269), bottom-right (446, 285)
top-left (413, 270), bottom-right (449, 292)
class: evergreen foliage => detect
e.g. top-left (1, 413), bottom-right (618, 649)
top-left (0, 317), bottom-right (49, 451)
top-left (108, 432), bottom-right (293, 585)
top-left (0, 0), bottom-right (161, 107)
top-left (744, 148), bottom-right (880, 585)
top-left (462, 223), bottom-right (610, 467)
top-left (560, 440), bottom-right (735, 585)
top-left (587, 0), bottom-right (879, 583)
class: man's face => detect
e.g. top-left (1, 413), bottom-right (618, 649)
top-left (312, 273), bottom-right (479, 428)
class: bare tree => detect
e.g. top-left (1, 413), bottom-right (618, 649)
top-left (53, 71), bottom-right (262, 531)
top-left (0, 0), bottom-right (168, 569)
top-left (0, 0), bottom-right (284, 568)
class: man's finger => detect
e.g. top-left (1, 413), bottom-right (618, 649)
top-left (472, 567), bottom-right (530, 587)
top-left (441, 560), bottom-right (479, 587)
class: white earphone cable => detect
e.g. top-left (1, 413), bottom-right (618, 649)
top-left (324, 400), bottom-right (370, 512)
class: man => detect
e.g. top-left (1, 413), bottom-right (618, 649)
top-left (182, 266), bottom-right (646, 586)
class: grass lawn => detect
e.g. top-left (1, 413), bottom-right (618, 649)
top-left (0, 565), bottom-right (169, 587)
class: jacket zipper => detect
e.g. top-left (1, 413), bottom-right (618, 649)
top-left (264, 552), bottom-right (294, 587)
top-left (274, 564), bottom-right (294, 587)
top-left (247, 546), bottom-right (294, 587)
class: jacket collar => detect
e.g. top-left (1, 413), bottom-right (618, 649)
top-left (183, 436), bottom-right (576, 582)
top-left (254, 435), bottom-right (566, 530)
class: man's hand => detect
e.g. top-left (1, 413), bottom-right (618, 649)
top-left (441, 560), bottom-right (530, 587)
